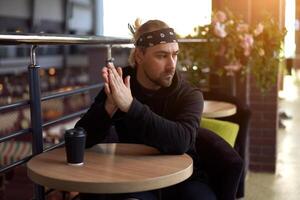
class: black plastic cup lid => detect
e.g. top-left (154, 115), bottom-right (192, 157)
top-left (65, 127), bottom-right (86, 137)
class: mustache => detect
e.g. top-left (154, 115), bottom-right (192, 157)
top-left (164, 69), bottom-right (175, 75)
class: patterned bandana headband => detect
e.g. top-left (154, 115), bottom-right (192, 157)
top-left (135, 28), bottom-right (178, 47)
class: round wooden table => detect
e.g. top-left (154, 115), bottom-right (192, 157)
top-left (27, 143), bottom-right (193, 194)
top-left (203, 100), bottom-right (237, 118)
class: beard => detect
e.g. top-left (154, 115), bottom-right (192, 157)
top-left (145, 70), bottom-right (175, 88)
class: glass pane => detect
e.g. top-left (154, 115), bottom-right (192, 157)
top-left (103, 0), bottom-right (212, 37)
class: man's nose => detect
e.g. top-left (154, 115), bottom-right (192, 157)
top-left (167, 56), bottom-right (176, 70)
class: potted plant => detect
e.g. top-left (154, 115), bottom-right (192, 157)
top-left (179, 9), bottom-right (287, 94)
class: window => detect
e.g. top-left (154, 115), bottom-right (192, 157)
top-left (284, 0), bottom-right (296, 58)
top-left (103, 0), bottom-right (212, 38)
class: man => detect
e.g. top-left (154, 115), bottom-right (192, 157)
top-left (76, 20), bottom-right (217, 200)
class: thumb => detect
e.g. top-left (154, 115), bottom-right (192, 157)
top-left (125, 76), bottom-right (130, 88)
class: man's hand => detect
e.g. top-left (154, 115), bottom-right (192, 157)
top-left (106, 63), bottom-right (133, 112)
top-left (102, 65), bottom-right (118, 117)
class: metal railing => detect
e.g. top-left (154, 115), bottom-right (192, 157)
top-left (0, 33), bottom-right (205, 45)
top-left (0, 33), bottom-right (205, 200)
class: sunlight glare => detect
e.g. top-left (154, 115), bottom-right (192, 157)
top-left (103, 0), bottom-right (211, 38)
top-left (278, 75), bottom-right (298, 101)
top-left (284, 0), bottom-right (296, 58)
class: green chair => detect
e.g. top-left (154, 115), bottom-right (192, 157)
top-left (200, 117), bottom-right (239, 147)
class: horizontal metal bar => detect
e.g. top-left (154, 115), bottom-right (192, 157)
top-left (0, 33), bottom-right (205, 45)
top-left (43, 141), bottom-right (65, 153)
top-left (0, 33), bottom-right (131, 45)
top-left (41, 83), bottom-right (103, 101)
top-left (0, 155), bottom-right (32, 173)
top-left (179, 38), bottom-right (207, 43)
top-left (0, 100), bottom-right (29, 112)
top-left (0, 142), bottom-right (64, 173)
top-left (42, 108), bottom-right (88, 128)
top-left (0, 128), bottom-right (31, 143)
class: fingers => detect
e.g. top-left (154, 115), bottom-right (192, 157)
top-left (107, 63), bottom-right (118, 77)
top-left (105, 64), bottom-right (130, 97)
top-left (107, 62), bottom-right (114, 68)
top-left (102, 67), bottom-right (109, 83)
top-left (104, 83), bottom-right (111, 94)
top-left (107, 63), bottom-right (122, 80)
top-left (102, 65), bottom-right (123, 85)
top-left (111, 67), bottom-right (122, 82)
top-left (124, 76), bottom-right (130, 88)
top-left (117, 67), bottom-right (123, 77)
top-left (108, 69), bottom-right (118, 93)
top-left (108, 66), bottom-right (124, 93)
top-left (102, 66), bottom-right (109, 74)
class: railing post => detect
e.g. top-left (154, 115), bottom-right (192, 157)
top-left (28, 45), bottom-right (45, 200)
top-left (106, 44), bottom-right (114, 63)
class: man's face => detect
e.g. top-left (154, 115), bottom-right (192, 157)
top-left (136, 42), bottom-right (179, 90)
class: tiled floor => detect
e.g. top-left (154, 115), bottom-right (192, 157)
top-left (245, 75), bottom-right (300, 200)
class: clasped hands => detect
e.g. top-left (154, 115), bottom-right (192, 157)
top-left (102, 63), bottom-right (133, 117)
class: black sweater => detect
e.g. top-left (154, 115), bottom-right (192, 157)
top-left (75, 66), bottom-right (203, 156)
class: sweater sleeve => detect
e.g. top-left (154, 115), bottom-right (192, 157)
top-left (126, 89), bottom-right (203, 154)
top-left (75, 89), bottom-right (113, 147)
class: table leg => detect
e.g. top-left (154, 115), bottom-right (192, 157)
top-left (157, 189), bottom-right (162, 200)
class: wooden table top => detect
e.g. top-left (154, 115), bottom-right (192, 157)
top-left (27, 143), bottom-right (193, 194)
top-left (203, 100), bottom-right (237, 118)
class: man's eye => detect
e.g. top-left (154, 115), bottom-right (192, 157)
top-left (157, 54), bottom-right (166, 58)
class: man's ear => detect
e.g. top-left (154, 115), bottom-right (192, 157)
top-left (135, 48), bottom-right (144, 65)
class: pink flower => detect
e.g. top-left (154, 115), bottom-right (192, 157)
top-left (213, 22), bottom-right (227, 38)
top-left (254, 23), bottom-right (264, 36)
top-left (240, 34), bottom-right (254, 56)
top-left (236, 23), bottom-right (249, 32)
top-left (213, 11), bottom-right (227, 24)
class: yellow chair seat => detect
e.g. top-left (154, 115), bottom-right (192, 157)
top-left (200, 117), bottom-right (239, 147)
